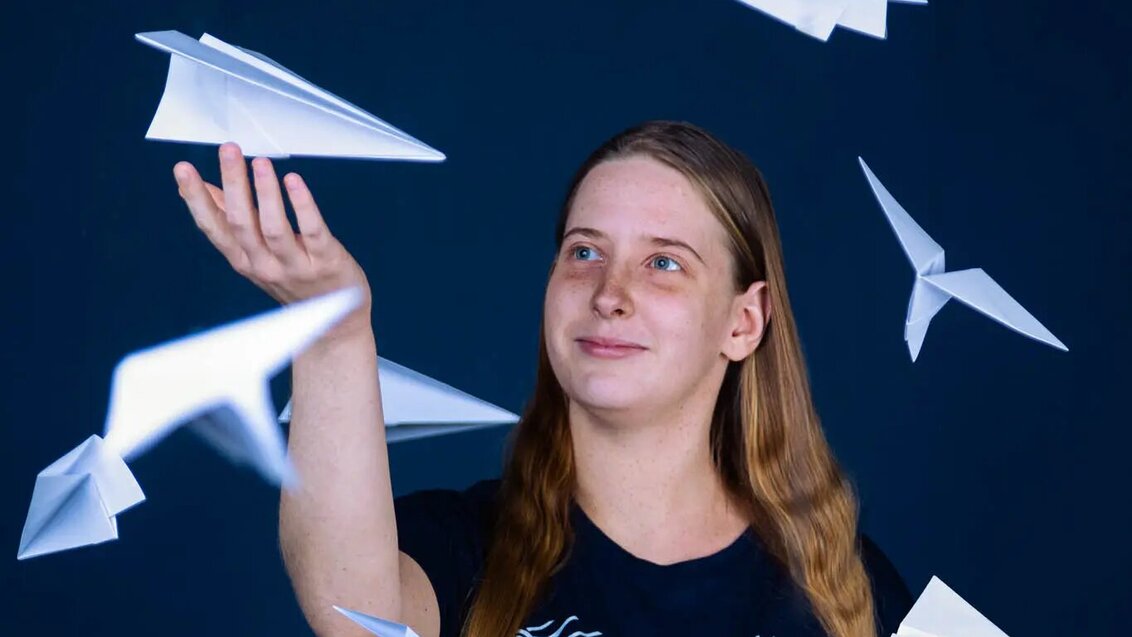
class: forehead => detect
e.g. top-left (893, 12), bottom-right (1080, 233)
top-left (567, 157), bottom-right (725, 247)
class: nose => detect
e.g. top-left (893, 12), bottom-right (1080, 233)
top-left (591, 266), bottom-right (634, 319)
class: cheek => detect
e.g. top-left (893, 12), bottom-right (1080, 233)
top-left (650, 294), bottom-right (720, 352)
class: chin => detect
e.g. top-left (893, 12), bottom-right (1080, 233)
top-left (563, 376), bottom-right (651, 413)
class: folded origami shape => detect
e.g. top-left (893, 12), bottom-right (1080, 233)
top-left (735, 0), bottom-right (927, 41)
top-left (859, 157), bottom-right (1067, 361)
top-left (279, 356), bottom-right (518, 442)
top-left (17, 288), bottom-right (363, 559)
top-left (136, 30), bottom-right (445, 161)
top-left (334, 606), bottom-right (420, 637)
top-left (894, 576), bottom-right (1010, 637)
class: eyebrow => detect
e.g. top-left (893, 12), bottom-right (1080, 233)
top-left (562, 226), bottom-right (706, 265)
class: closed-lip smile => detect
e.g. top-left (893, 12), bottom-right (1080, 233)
top-left (576, 336), bottom-right (647, 358)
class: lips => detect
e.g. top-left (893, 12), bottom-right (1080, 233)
top-left (575, 336), bottom-right (647, 359)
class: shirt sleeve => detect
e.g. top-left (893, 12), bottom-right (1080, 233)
top-left (393, 481), bottom-right (497, 637)
top-left (860, 535), bottom-right (914, 636)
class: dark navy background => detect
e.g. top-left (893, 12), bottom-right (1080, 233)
top-left (3, 1), bottom-right (1128, 635)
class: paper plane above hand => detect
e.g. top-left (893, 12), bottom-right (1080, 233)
top-left (893, 576), bottom-right (1010, 637)
top-left (735, 0), bottom-right (927, 41)
top-left (334, 606), bottom-right (420, 637)
top-left (279, 357), bottom-right (519, 442)
top-left (135, 30), bottom-right (445, 161)
top-left (858, 157), bottom-right (1067, 361)
top-left (17, 287), bottom-right (363, 560)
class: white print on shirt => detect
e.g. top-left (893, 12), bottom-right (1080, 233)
top-left (518, 615), bottom-right (602, 637)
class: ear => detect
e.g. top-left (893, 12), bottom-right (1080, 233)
top-left (721, 280), bottom-right (771, 362)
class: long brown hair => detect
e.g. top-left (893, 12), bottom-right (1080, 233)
top-left (462, 121), bottom-right (874, 637)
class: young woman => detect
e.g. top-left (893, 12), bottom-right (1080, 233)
top-left (173, 121), bottom-right (911, 637)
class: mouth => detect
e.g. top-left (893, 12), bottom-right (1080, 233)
top-left (575, 337), bottom-right (647, 359)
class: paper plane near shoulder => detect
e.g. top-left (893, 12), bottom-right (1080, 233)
top-left (735, 0), bottom-right (927, 42)
top-left (17, 288), bottom-right (363, 560)
top-left (136, 30), bottom-right (445, 161)
top-left (858, 158), bottom-right (1067, 361)
top-left (894, 576), bottom-right (1010, 637)
top-left (279, 357), bottom-right (519, 443)
top-left (334, 606), bottom-right (420, 637)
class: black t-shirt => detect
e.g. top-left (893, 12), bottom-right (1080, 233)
top-left (394, 479), bottom-right (912, 637)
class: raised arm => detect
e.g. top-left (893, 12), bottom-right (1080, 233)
top-left (173, 143), bottom-right (440, 637)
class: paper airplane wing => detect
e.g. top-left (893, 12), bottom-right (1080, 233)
top-left (736, 0), bottom-right (849, 41)
top-left (197, 34), bottom-right (424, 146)
top-left (136, 31), bottom-right (445, 161)
top-left (898, 576), bottom-right (1010, 637)
top-left (278, 356), bottom-right (519, 440)
top-left (18, 435), bottom-right (145, 560)
top-left (103, 287), bottom-right (363, 463)
top-left (333, 606), bottom-right (420, 637)
top-left (385, 421), bottom-right (513, 443)
top-left (836, 0), bottom-right (889, 38)
top-left (188, 387), bottom-right (296, 488)
top-left (859, 157), bottom-right (945, 276)
top-left (921, 269), bottom-right (1067, 352)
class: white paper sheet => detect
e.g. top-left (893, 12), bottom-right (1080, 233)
top-left (735, 0), bottom-right (927, 41)
top-left (136, 30), bottom-right (445, 161)
top-left (334, 606), bottom-right (420, 637)
top-left (895, 576), bottom-right (1010, 637)
top-left (17, 288), bottom-right (363, 559)
top-left (279, 356), bottom-right (519, 442)
top-left (859, 157), bottom-right (1067, 360)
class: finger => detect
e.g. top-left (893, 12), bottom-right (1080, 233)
top-left (283, 173), bottom-right (335, 258)
top-left (251, 158), bottom-right (304, 266)
top-left (174, 161), bottom-right (247, 266)
top-left (204, 182), bottom-right (225, 212)
top-left (218, 143), bottom-right (273, 265)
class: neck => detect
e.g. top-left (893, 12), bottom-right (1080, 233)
top-left (569, 397), bottom-right (750, 565)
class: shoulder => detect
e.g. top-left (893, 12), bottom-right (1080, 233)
top-left (859, 534), bottom-right (913, 635)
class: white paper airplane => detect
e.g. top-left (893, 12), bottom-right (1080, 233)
top-left (893, 576), bottom-right (1010, 637)
top-left (279, 357), bottom-right (519, 442)
top-left (17, 435), bottom-right (145, 561)
top-left (334, 606), bottom-right (420, 637)
top-left (858, 157), bottom-right (1067, 361)
top-left (135, 30), bottom-right (445, 161)
top-left (17, 288), bottom-right (363, 560)
top-left (735, 0), bottom-right (927, 41)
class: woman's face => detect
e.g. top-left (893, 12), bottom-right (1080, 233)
top-left (544, 156), bottom-right (764, 417)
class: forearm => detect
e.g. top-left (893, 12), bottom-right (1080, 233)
top-left (280, 316), bottom-right (401, 635)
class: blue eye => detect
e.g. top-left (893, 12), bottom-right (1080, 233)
top-left (651, 255), bottom-right (682, 272)
top-left (572, 246), bottom-right (600, 261)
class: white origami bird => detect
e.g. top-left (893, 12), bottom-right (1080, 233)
top-left (858, 158), bottom-right (1067, 361)
top-left (135, 30), bottom-right (445, 161)
top-left (279, 357), bottom-right (519, 442)
top-left (334, 606), bottom-right (420, 637)
top-left (735, 0), bottom-right (927, 41)
top-left (894, 576), bottom-right (1010, 637)
top-left (17, 287), bottom-right (363, 560)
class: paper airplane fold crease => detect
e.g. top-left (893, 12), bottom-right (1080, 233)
top-left (136, 30), bottom-right (445, 161)
top-left (858, 157), bottom-right (1066, 360)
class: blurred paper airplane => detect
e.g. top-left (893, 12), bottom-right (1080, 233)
top-left (135, 30), bottom-right (445, 161)
top-left (334, 606), bottom-right (420, 637)
top-left (17, 288), bottom-right (363, 560)
top-left (279, 357), bottom-right (519, 442)
top-left (894, 576), bottom-right (1010, 637)
top-left (735, 0), bottom-right (927, 41)
top-left (858, 157), bottom-right (1067, 361)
